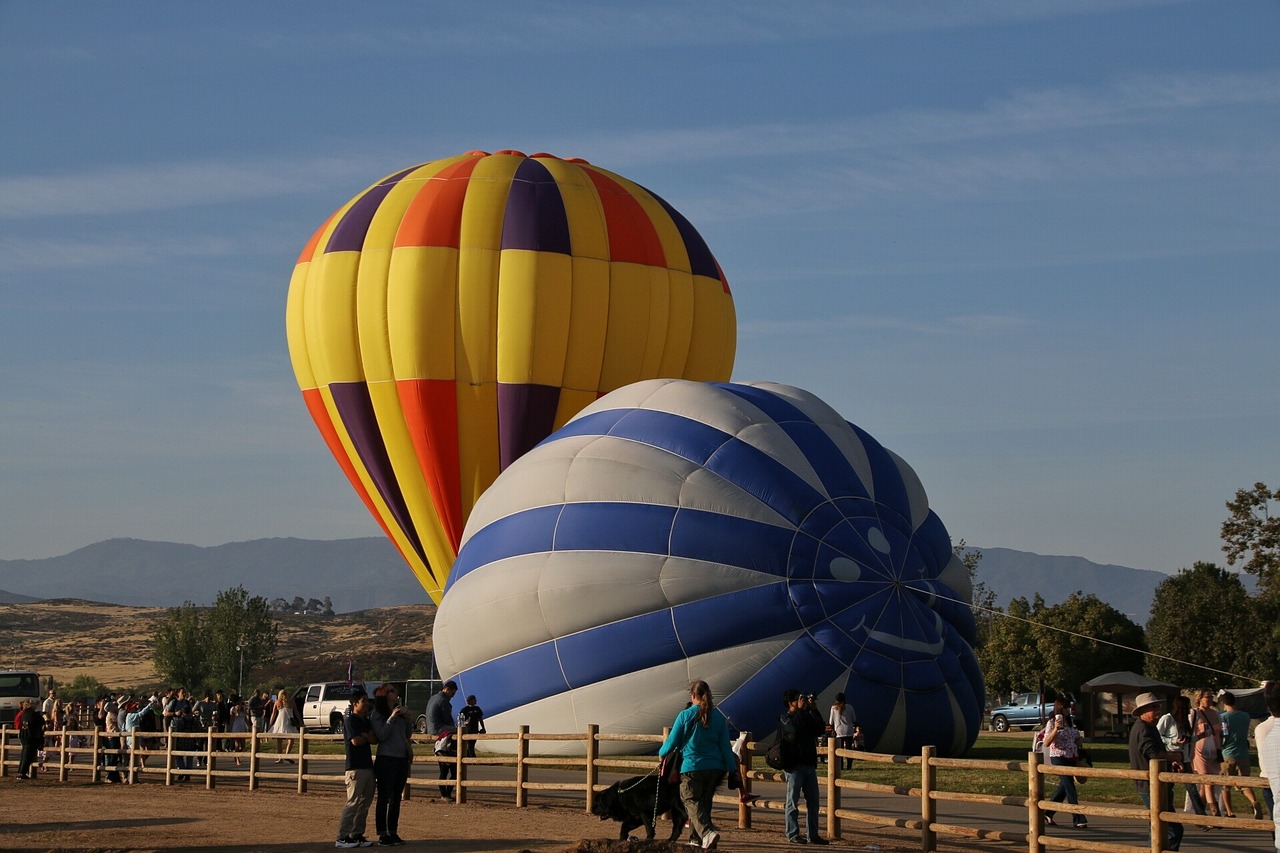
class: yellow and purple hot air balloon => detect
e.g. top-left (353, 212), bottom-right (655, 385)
top-left (285, 150), bottom-right (737, 601)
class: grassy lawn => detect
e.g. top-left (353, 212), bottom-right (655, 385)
top-left (745, 734), bottom-right (1146, 804)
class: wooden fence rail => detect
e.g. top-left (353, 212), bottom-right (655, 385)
top-left (2, 725), bottom-right (1273, 853)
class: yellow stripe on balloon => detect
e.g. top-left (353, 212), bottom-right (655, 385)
top-left (496, 249), bottom-right (573, 386)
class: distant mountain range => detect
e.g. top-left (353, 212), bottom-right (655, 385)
top-left (0, 537), bottom-right (1191, 620)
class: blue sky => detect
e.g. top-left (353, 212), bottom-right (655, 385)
top-left (2, 1), bottom-right (1277, 577)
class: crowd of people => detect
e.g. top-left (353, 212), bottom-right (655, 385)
top-left (13, 675), bottom-right (1280, 852)
top-left (9, 685), bottom-right (315, 781)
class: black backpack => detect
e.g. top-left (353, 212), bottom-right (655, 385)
top-left (765, 717), bottom-right (796, 771)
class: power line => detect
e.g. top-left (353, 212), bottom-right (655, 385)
top-left (928, 587), bottom-right (1258, 685)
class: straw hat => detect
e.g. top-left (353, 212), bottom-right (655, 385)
top-left (1131, 692), bottom-right (1164, 715)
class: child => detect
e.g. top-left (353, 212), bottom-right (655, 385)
top-left (732, 730), bottom-right (758, 804)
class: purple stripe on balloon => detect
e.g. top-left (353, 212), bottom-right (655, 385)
top-left (326, 166), bottom-right (417, 254)
top-left (501, 158), bottom-right (571, 254)
top-left (328, 382), bottom-right (427, 564)
top-left (650, 190), bottom-right (720, 280)
top-left (497, 382), bottom-right (562, 470)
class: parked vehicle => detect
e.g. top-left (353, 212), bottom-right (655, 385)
top-left (990, 692), bottom-right (1052, 732)
top-left (404, 678), bottom-right (444, 734)
top-left (0, 670), bottom-right (41, 728)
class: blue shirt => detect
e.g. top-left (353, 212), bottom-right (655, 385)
top-left (659, 705), bottom-right (737, 773)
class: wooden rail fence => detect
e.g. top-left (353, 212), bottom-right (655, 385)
top-left (2, 725), bottom-right (1273, 852)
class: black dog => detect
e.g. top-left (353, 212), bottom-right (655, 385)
top-left (592, 774), bottom-right (688, 841)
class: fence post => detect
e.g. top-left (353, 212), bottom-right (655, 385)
top-left (454, 732), bottom-right (464, 803)
top-left (297, 731), bottom-right (307, 793)
top-left (91, 728), bottom-right (101, 783)
top-left (58, 725), bottom-right (69, 781)
top-left (456, 733), bottom-right (468, 805)
top-left (165, 728), bottom-right (176, 785)
top-left (127, 732), bottom-right (137, 785)
top-left (248, 723), bottom-right (259, 791)
top-left (1, 727), bottom-right (8, 777)
top-left (920, 745), bottom-right (936, 853)
top-left (585, 724), bottom-right (599, 815)
top-left (739, 732), bottom-right (754, 831)
top-left (1149, 759), bottom-right (1165, 853)
top-left (826, 735), bottom-right (839, 841)
top-left (1027, 750), bottom-right (1043, 853)
top-left (515, 725), bottom-right (529, 808)
top-left (206, 726), bottom-right (216, 790)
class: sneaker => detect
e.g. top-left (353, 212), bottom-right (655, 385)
top-left (378, 837), bottom-right (395, 847)
top-left (389, 836), bottom-right (406, 846)
top-left (787, 838), bottom-right (807, 844)
top-left (335, 839), bottom-right (359, 849)
top-left (351, 836), bottom-right (373, 848)
top-left (701, 829), bottom-right (720, 849)
top-left (808, 837), bottom-right (829, 845)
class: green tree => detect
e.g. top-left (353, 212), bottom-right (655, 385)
top-left (954, 539), bottom-right (995, 649)
top-left (1145, 561), bottom-right (1258, 689)
top-left (979, 595), bottom-right (1047, 697)
top-left (65, 674), bottom-right (111, 698)
top-left (1036, 592), bottom-right (1145, 697)
top-left (152, 601), bottom-right (210, 689)
top-left (205, 586), bottom-right (280, 693)
top-left (1221, 482), bottom-right (1280, 598)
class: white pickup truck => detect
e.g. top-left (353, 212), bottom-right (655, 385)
top-left (293, 682), bottom-right (360, 733)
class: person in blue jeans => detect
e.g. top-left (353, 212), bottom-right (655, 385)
top-left (1042, 699), bottom-right (1087, 828)
top-left (779, 689), bottom-right (829, 845)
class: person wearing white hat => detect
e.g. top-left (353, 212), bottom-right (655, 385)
top-left (1129, 692), bottom-right (1183, 851)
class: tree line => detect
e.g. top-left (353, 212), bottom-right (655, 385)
top-left (976, 482), bottom-right (1280, 698)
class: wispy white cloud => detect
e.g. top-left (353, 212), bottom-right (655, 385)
top-left (220, 0), bottom-right (1196, 55)
top-left (740, 312), bottom-right (1033, 339)
top-left (0, 154), bottom-right (393, 219)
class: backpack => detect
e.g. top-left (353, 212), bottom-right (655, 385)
top-left (765, 717), bottom-right (796, 771)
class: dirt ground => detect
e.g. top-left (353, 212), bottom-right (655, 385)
top-left (0, 776), bottom-right (940, 853)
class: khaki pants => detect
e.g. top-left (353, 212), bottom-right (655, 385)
top-left (337, 768), bottom-right (375, 840)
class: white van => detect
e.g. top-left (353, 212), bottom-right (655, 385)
top-left (0, 670), bottom-right (41, 727)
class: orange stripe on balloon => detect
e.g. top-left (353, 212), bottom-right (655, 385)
top-left (296, 212), bottom-right (337, 265)
top-left (394, 156), bottom-right (483, 249)
top-left (301, 388), bottom-right (412, 564)
top-left (397, 378), bottom-right (464, 553)
top-left (582, 168), bottom-right (666, 267)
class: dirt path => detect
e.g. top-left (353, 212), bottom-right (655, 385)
top-left (0, 776), bottom-right (935, 853)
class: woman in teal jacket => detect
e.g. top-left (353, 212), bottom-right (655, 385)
top-left (659, 680), bottom-right (738, 849)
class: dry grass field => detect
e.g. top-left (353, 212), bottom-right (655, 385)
top-left (1, 599), bottom-right (437, 691)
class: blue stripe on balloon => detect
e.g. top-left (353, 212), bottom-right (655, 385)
top-left (554, 408), bottom-right (731, 464)
top-left (445, 505), bottom-right (562, 590)
top-left (718, 384), bottom-right (870, 502)
top-left (556, 609), bottom-right (682, 688)
top-left (554, 502), bottom-right (677, 552)
top-left (669, 509), bottom-right (792, 576)
top-left (672, 583), bottom-right (800, 657)
top-left (454, 639), bottom-right (567, 713)
top-left (846, 421), bottom-right (910, 527)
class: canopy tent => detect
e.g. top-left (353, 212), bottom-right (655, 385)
top-left (1219, 685), bottom-right (1270, 720)
top-left (1079, 671), bottom-right (1181, 740)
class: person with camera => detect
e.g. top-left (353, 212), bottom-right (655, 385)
top-left (370, 683), bottom-right (414, 847)
top-left (779, 689), bottom-right (829, 845)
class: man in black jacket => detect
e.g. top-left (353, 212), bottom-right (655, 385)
top-left (1129, 692), bottom-right (1182, 851)
top-left (18, 704), bottom-right (45, 780)
top-left (779, 689), bottom-right (829, 845)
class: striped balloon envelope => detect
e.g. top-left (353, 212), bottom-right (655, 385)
top-left (285, 151), bottom-right (736, 601)
top-left (434, 379), bottom-right (983, 756)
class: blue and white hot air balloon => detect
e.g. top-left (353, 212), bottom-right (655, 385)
top-left (432, 379), bottom-right (983, 756)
